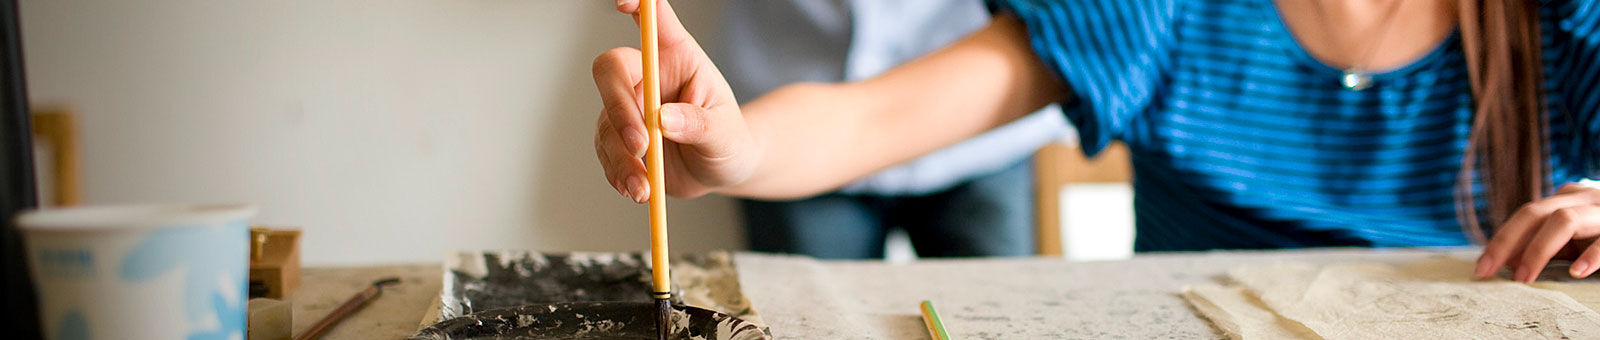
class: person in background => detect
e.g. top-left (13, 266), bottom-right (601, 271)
top-left (593, 0), bottom-right (1600, 283)
top-left (711, 0), bottom-right (1069, 259)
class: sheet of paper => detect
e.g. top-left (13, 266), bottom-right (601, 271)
top-left (1535, 282), bottom-right (1600, 314)
top-left (1199, 257), bottom-right (1600, 339)
top-left (1183, 285), bottom-right (1319, 340)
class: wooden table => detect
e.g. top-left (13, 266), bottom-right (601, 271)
top-left (285, 247), bottom-right (1479, 339)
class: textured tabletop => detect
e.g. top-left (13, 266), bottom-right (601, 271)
top-left (734, 248), bottom-right (1478, 339)
top-left (284, 248), bottom-right (1477, 339)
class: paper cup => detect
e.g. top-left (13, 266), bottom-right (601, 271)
top-left (17, 204), bottom-right (257, 340)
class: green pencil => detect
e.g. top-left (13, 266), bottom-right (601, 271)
top-left (920, 300), bottom-right (950, 340)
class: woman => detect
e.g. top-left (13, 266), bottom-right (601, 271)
top-left (590, 0), bottom-right (1598, 282)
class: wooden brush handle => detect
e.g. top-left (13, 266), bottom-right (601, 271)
top-left (638, 0), bottom-right (671, 295)
top-left (295, 286), bottom-right (380, 340)
top-left (295, 278), bottom-right (398, 340)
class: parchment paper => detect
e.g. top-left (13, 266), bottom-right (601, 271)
top-left (1187, 257), bottom-right (1600, 339)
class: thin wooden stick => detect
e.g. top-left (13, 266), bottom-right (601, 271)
top-left (638, 0), bottom-right (671, 304)
top-left (639, 2), bottom-right (672, 338)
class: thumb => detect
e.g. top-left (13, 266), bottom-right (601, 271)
top-left (659, 103), bottom-right (741, 160)
top-left (617, 0), bottom-right (698, 51)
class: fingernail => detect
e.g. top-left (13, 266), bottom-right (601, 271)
top-left (628, 175), bottom-right (648, 202)
top-left (623, 126), bottom-right (647, 157)
top-left (616, 0), bottom-right (633, 7)
top-left (1573, 261), bottom-right (1590, 278)
top-left (660, 105), bottom-right (682, 133)
top-left (1514, 266), bottom-right (1533, 283)
top-left (1474, 258), bottom-right (1494, 279)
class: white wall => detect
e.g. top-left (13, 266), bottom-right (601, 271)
top-left (19, 0), bottom-right (741, 266)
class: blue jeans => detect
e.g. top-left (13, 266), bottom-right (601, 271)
top-left (740, 159), bottom-right (1035, 259)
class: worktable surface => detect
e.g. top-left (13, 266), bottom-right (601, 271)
top-left (288, 247), bottom-right (1479, 339)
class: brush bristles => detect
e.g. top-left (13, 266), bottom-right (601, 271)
top-left (655, 297), bottom-right (672, 340)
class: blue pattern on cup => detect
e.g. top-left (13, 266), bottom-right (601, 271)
top-left (117, 221), bottom-right (249, 339)
top-left (56, 309), bottom-right (89, 340)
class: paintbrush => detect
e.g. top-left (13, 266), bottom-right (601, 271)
top-left (637, 1), bottom-right (673, 339)
top-left (295, 277), bottom-right (401, 340)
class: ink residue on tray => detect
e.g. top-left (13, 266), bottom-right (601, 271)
top-left (410, 302), bottom-right (768, 340)
top-left (430, 251), bottom-right (769, 339)
top-left (438, 251), bottom-right (763, 325)
top-left (444, 251), bottom-right (667, 316)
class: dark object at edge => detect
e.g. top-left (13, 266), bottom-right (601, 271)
top-left (0, 0), bottom-right (39, 338)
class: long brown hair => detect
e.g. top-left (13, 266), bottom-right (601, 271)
top-left (1456, 0), bottom-right (1548, 243)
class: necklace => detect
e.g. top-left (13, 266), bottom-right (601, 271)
top-left (1310, 0), bottom-right (1405, 91)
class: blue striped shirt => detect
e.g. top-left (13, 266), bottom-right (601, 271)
top-left (989, 0), bottom-right (1600, 251)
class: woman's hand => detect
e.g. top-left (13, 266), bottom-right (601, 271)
top-left (1475, 182), bottom-right (1600, 282)
top-left (596, 7), bottom-right (1065, 200)
top-left (592, 0), bottom-right (758, 203)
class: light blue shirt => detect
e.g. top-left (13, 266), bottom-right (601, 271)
top-left (713, 0), bottom-right (1071, 196)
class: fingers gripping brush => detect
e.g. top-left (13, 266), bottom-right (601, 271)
top-left (637, 1), bottom-right (673, 339)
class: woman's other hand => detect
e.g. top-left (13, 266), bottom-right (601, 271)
top-left (593, 0), bottom-right (758, 203)
top-left (1475, 182), bottom-right (1600, 282)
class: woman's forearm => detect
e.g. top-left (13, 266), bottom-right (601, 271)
top-left (717, 83), bottom-right (890, 199)
top-left (718, 15), bottom-right (1067, 199)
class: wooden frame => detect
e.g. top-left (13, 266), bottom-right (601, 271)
top-left (1032, 142), bottom-right (1131, 256)
top-left (30, 109), bottom-right (78, 206)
